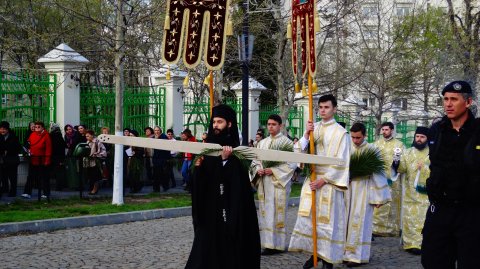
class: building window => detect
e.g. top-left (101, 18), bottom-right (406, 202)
top-left (393, 98), bottom-right (408, 110)
top-left (396, 7), bottom-right (410, 17)
top-left (364, 28), bottom-right (378, 39)
top-left (401, 98), bottom-right (407, 110)
top-left (1, 94), bottom-right (7, 104)
top-left (436, 97), bottom-right (443, 106)
top-left (362, 6), bottom-right (378, 18)
top-left (143, 76), bottom-right (150, 86)
top-left (369, 98), bottom-right (376, 106)
top-left (14, 111), bottom-right (22, 118)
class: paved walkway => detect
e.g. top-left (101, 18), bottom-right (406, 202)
top-left (0, 207), bottom-right (422, 269)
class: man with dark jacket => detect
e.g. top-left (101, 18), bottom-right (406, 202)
top-left (0, 121), bottom-right (21, 197)
top-left (422, 80), bottom-right (480, 269)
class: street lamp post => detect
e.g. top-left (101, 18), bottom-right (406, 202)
top-left (239, 0), bottom-right (254, 145)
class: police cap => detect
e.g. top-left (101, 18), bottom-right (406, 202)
top-left (441, 80), bottom-right (472, 95)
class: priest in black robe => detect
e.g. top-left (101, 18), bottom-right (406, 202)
top-left (185, 104), bottom-right (261, 269)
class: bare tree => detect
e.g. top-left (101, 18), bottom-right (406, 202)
top-left (446, 0), bottom-right (479, 114)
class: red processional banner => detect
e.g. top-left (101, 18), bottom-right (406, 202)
top-left (291, 0), bottom-right (317, 77)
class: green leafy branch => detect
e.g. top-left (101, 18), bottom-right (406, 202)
top-left (350, 147), bottom-right (385, 179)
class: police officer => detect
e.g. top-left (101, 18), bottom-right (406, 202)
top-left (422, 80), bottom-right (480, 269)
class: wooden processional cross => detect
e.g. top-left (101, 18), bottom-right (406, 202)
top-left (98, 135), bottom-right (344, 168)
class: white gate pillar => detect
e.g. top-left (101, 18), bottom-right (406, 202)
top-left (38, 43), bottom-right (89, 131)
top-left (232, 77), bottom-right (266, 141)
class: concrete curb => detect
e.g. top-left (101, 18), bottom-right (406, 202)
top-left (0, 197), bottom-right (300, 235)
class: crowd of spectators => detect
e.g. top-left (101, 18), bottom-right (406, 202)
top-left (0, 120), bottom-right (195, 200)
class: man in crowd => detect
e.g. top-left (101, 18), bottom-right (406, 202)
top-left (289, 94), bottom-right (350, 269)
top-left (166, 128), bottom-right (177, 188)
top-left (397, 127), bottom-right (430, 255)
top-left (372, 122), bottom-right (405, 236)
top-left (422, 81), bottom-right (480, 268)
top-left (0, 121), bottom-right (21, 197)
top-left (254, 132), bottom-right (264, 147)
top-left (343, 122), bottom-right (391, 266)
top-left (186, 104), bottom-right (260, 269)
top-left (250, 114), bottom-right (295, 255)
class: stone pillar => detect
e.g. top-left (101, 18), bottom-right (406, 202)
top-left (294, 92), bottom-right (319, 126)
top-left (38, 43), bottom-right (89, 131)
top-left (235, 88), bottom-right (263, 141)
top-left (155, 69), bottom-right (186, 136)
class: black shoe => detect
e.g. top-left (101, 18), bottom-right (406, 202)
top-left (322, 261), bottom-right (333, 269)
top-left (261, 248), bottom-right (283, 255)
top-left (406, 248), bottom-right (421, 255)
top-left (303, 255), bottom-right (321, 269)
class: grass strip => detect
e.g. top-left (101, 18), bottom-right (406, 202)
top-left (0, 194), bottom-right (191, 224)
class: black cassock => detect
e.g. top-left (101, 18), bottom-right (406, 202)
top-left (185, 155), bottom-right (260, 269)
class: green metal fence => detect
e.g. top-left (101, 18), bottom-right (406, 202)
top-left (80, 85), bottom-right (166, 134)
top-left (334, 114), bottom-right (377, 143)
top-left (259, 105), bottom-right (304, 138)
top-left (0, 71), bottom-right (56, 144)
top-left (334, 114), bottom-right (418, 147)
top-left (397, 120), bottom-right (417, 146)
top-left (183, 96), bottom-right (242, 137)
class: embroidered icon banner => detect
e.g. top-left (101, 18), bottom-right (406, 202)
top-left (162, 0), bottom-right (231, 70)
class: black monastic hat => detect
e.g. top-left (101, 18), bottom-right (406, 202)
top-left (415, 126), bottom-right (429, 139)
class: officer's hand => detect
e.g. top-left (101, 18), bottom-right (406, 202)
top-left (374, 204), bottom-right (383, 208)
top-left (264, 168), bottom-right (273, 176)
top-left (257, 169), bottom-right (265, 176)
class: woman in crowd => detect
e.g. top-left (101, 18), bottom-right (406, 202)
top-left (83, 130), bottom-right (107, 195)
top-left (127, 130), bottom-right (144, 193)
top-left (64, 124), bottom-right (81, 189)
top-left (50, 124), bottom-right (66, 190)
top-left (22, 121), bottom-right (51, 201)
top-left (144, 127), bottom-right (155, 185)
top-left (101, 127), bottom-right (113, 185)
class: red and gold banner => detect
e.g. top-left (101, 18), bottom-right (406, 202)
top-left (291, 0), bottom-right (317, 77)
top-left (162, 0), bottom-right (231, 70)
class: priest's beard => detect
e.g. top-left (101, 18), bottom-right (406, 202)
top-left (209, 126), bottom-right (234, 146)
top-left (412, 140), bottom-right (428, 150)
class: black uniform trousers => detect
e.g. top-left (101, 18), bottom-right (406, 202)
top-left (422, 202), bottom-right (480, 269)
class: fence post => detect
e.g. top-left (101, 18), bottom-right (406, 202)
top-left (38, 44), bottom-right (89, 131)
top-left (232, 78), bottom-right (265, 141)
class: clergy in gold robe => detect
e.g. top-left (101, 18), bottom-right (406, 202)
top-left (250, 114), bottom-right (295, 255)
top-left (289, 95), bottom-right (350, 269)
top-left (372, 122), bottom-right (405, 236)
top-left (344, 123), bottom-right (391, 266)
top-left (397, 127), bottom-right (430, 255)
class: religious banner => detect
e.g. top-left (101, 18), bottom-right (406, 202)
top-left (162, 0), bottom-right (232, 70)
top-left (290, 0), bottom-right (319, 78)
